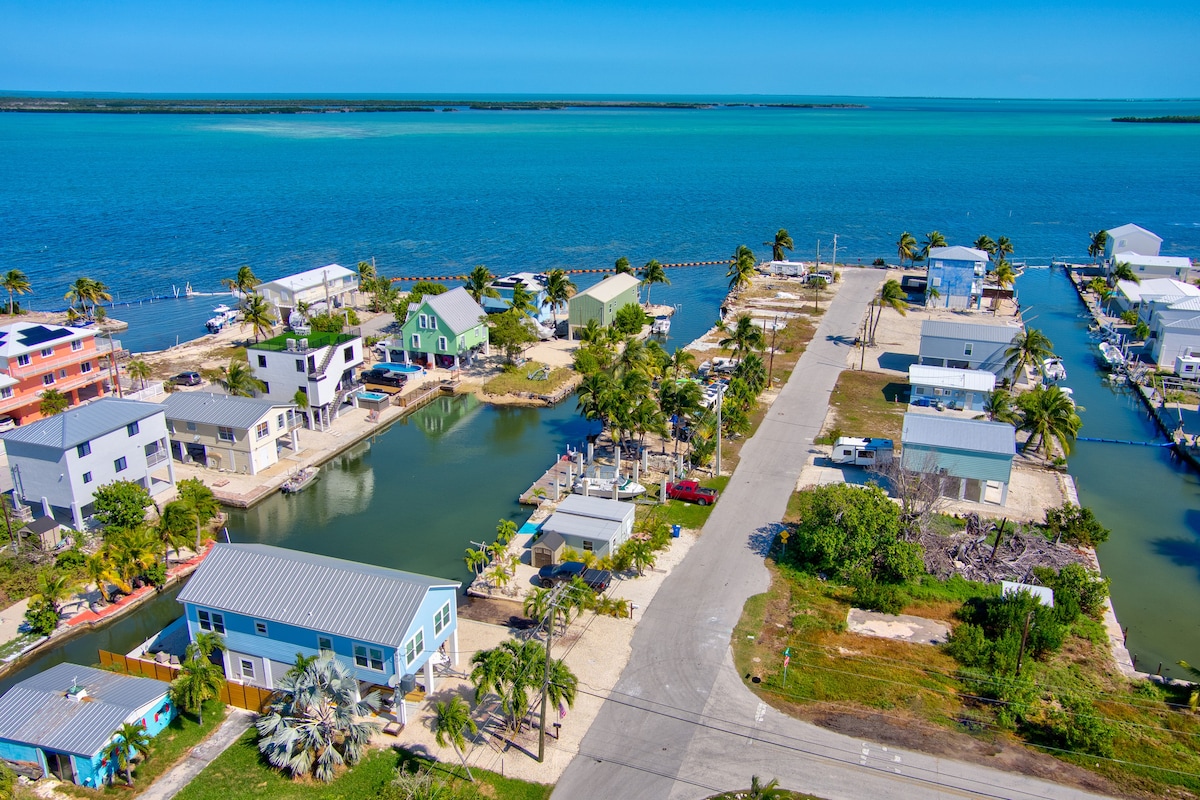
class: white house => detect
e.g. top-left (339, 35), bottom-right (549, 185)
top-left (917, 320), bottom-right (1022, 377)
top-left (1104, 224), bottom-right (1162, 260)
top-left (162, 392), bottom-right (300, 475)
top-left (531, 495), bottom-right (636, 566)
top-left (1150, 315), bottom-right (1200, 369)
top-left (1, 398), bottom-right (174, 528)
top-left (258, 264), bottom-right (360, 319)
top-left (925, 246), bottom-right (989, 309)
top-left (1110, 252), bottom-right (1192, 283)
top-left (908, 365), bottom-right (996, 412)
top-left (247, 331), bottom-right (364, 429)
top-left (1113, 278), bottom-right (1200, 317)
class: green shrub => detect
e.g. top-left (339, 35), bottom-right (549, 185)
top-left (1043, 503), bottom-right (1110, 547)
top-left (851, 581), bottom-right (905, 615)
top-left (945, 623), bottom-right (991, 668)
top-left (1033, 562), bottom-right (1110, 619)
top-left (613, 303), bottom-right (649, 335)
top-left (23, 596), bottom-right (59, 636)
top-left (144, 562), bottom-right (168, 587)
top-left (55, 547), bottom-right (87, 571)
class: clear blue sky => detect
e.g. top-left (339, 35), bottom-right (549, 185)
top-left (3, 0), bottom-right (1197, 98)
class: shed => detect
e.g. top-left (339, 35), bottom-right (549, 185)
top-left (900, 413), bottom-right (1016, 505)
top-left (530, 530), bottom-right (566, 568)
top-left (537, 495), bottom-right (636, 561)
top-left (567, 274), bottom-right (641, 338)
top-left (20, 516), bottom-right (67, 550)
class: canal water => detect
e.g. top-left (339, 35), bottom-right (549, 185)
top-left (1017, 266), bottom-right (1200, 674)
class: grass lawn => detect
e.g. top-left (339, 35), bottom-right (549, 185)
top-left (60, 701), bottom-right (227, 798)
top-left (174, 731), bottom-right (551, 800)
top-left (482, 363), bottom-right (575, 397)
top-left (824, 369), bottom-right (908, 442)
top-left (638, 476), bottom-right (730, 530)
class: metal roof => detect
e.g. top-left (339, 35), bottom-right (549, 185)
top-left (541, 511), bottom-right (624, 543)
top-left (0, 398), bottom-right (164, 452)
top-left (162, 392), bottom-right (291, 431)
top-left (1117, 278), bottom-right (1199, 304)
top-left (423, 288), bottom-right (487, 336)
top-left (1112, 251), bottom-right (1192, 269)
top-left (260, 264), bottom-right (357, 294)
top-left (901, 413), bottom-right (1015, 456)
top-left (1106, 223), bottom-right (1162, 242)
top-left (0, 322), bottom-right (93, 358)
top-left (1166, 297), bottom-right (1200, 312)
top-left (575, 273), bottom-right (640, 303)
top-left (928, 246), bottom-right (989, 262)
top-left (920, 320), bottom-right (1022, 344)
top-left (0, 662), bottom-right (169, 757)
top-left (1163, 316), bottom-right (1200, 331)
top-left (554, 494), bottom-right (635, 522)
top-left (177, 544), bottom-right (460, 648)
top-left (908, 365), bottom-right (996, 393)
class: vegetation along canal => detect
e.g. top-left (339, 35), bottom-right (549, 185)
top-left (1018, 266), bottom-right (1200, 673)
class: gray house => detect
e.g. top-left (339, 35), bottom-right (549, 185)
top-left (1104, 223), bottom-right (1162, 260)
top-left (900, 413), bottom-right (1016, 505)
top-left (908, 365), bottom-right (996, 411)
top-left (918, 320), bottom-right (1021, 377)
top-left (531, 495), bottom-right (635, 566)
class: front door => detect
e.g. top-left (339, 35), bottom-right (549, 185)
top-left (45, 750), bottom-right (74, 783)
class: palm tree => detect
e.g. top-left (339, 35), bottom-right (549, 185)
top-left (921, 231), bottom-right (947, 264)
top-left (104, 721), bottom-right (152, 787)
top-left (1003, 328), bottom-right (1055, 384)
top-left (126, 359), bottom-right (152, 390)
top-left (733, 353), bottom-right (767, 394)
top-left (256, 655), bottom-right (381, 782)
top-left (432, 696), bottom-right (478, 781)
top-left (614, 256), bottom-right (634, 275)
top-left (463, 547), bottom-right (488, 577)
top-left (869, 279), bottom-right (907, 344)
top-left (1, 269), bottom-right (31, 315)
top-left (542, 269), bottom-right (575, 329)
top-left (744, 775), bottom-right (786, 799)
top-left (578, 318), bottom-right (605, 346)
top-left (1088, 230), bottom-right (1108, 264)
top-left (973, 235), bottom-right (997, 257)
top-left (896, 232), bottom-right (917, 269)
top-left (292, 388), bottom-right (312, 429)
top-left (356, 260), bottom-right (376, 283)
top-left (65, 277), bottom-right (108, 319)
top-left (171, 651), bottom-right (224, 726)
top-left (87, 552), bottom-right (118, 604)
top-left (189, 631), bottom-right (226, 662)
top-left (216, 359), bottom-right (266, 397)
top-left (177, 477), bottom-right (220, 552)
top-left (1111, 260), bottom-right (1139, 285)
top-left (727, 246), bottom-right (756, 295)
top-left (39, 388), bottom-right (68, 416)
top-left (978, 389), bottom-right (1020, 425)
top-left (509, 283), bottom-right (536, 318)
top-left (464, 265), bottom-right (498, 304)
top-left (1018, 384), bottom-right (1082, 459)
top-left (995, 236), bottom-right (1014, 264)
top-left (470, 640), bottom-right (576, 734)
top-left (719, 314), bottom-right (766, 362)
top-left (221, 265), bottom-right (259, 297)
top-left (35, 570), bottom-right (71, 616)
top-left (764, 229), bottom-right (794, 262)
top-left (638, 259), bottom-right (669, 306)
top-left (240, 292), bottom-right (276, 342)
top-left (991, 261), bottom-right (1017, 315)
top-left (668, 348), bottom-right (696, 379)
top-left (154, 501), bottom-right (194, 566)
top-left (286, 652), bottom-right (320, 679)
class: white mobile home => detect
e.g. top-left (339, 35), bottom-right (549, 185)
top-left (830, 437), bottom-right (894, 467)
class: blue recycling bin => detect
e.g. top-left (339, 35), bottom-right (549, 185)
top-left (671, 524), bottom-right (681, 538)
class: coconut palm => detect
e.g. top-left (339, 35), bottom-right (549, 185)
top-left (668, 348), bottom-right (696, 379)
top-left (614, 256), bottom-right (634, 275)
top-left (638, 259), bottom-right (669, 306)
top-left (2, 269), bottom-right (31, 315)
top-left (764, 228), bottom-right (794, 262)
top-left (719, 314), bottom-right (766, 362)
top-left (576, 372), bottom-right (616, 433)
top-left (1018, 384), bottom-right (1082, 459)
top-left (35, 570), bottom-right (71, 616)
top-left (154, 501), bottom-right (194, 566)
top-left (216, 359), bottom-right (266, 397)
top-left (39, 388), bottom-right (68, 416)
top-left (896, 232), bottom-right (917, 269)
top-left (577, 318), bottom-right (605, 346)
top-left (221, 265), bottom-right (259, 297)
top-left (171, 650), bottom-right (224, 726)
top-left (240, 292), bottom-right (276, 342)
top-left (126, 359), bottom-right (152, 390)
top-left (973, 235), bottom-right (997, 257)
top-left (994, 235), bottom-right (1014, 264)
top-left (87, 553), bottom-right (118, 604)
top-left (104, 721), bottom-right (152, 787)
top-left (1003, 328), bottom-right (1055, 384)
top-left (1111, 260), bottom-right (1139, 285)
top-left (659, 379), bottom-right (703, 457)
top-left (177, 477), bottom-right (220, 553)
top-left (733, 353), bottom-right (768, 395)
top-left (256, 655), bottom-right (381, 782)
top-left (921, 231), bottom-right (947, 264)
top-left (432, 696), bottom-right (478, 781)
top-left (509, 283), bottom-right (536, 318)
top-left (189, 631), bottom-right (226, 662)
top-left (464, 265), bottom-right (498, 304)
top-left (470, 639), bottom-right (576, 734)
top-left (542, 269), bottom-right (575, 328)
top-left (65, 277), bottom-right (109, 319)
top-left (978, 389), bottom-right (1020, 425)
top-left (1088, 230), bottom-right (1108, 264)
top-left (869, 279), bottom-right (907, 344)
top-left (727, 245), bottom-right (757, 295)
top-left (356, 260), bottom-right (376, 283)
top-left (991, 261), bottom-right (1017, 314)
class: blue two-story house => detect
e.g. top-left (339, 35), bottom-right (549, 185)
top-left (177, 543), bottom-right (461, 725)
top-left (926, 245), bottom-right (989, 309)
top-left (481, 272), bottom-right (553, 324)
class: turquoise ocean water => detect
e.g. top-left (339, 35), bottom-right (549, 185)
top-left (2, 96), bottom-right (1200, 676)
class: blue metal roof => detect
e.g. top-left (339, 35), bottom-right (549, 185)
top-left (901, 413), bottom-right (1015, 455)
top-left (0, 398), bottom-right (164, 452)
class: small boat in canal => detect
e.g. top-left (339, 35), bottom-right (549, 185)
top-left (281, 466), bottom-right (319, 494)
top-left (1041, 357), bottom-right (1067, 383)
top-left (651, 316), bottom-right (671, 336)
top-left (1098, 341), bottom-right (1126, 369)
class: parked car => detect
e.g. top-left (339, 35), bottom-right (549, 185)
top-left (361, 368), bottom-right (406, 388)
top-left (666, 480), bottom-right (720, 505)
top-left (169, 371), bottom-right (202, 387)
top-left (537, 561), bottom-right (613, 592)
top-left (808, 271), bottom-right (833, 285)
top-left (0, 416), bottom-right (15, 431)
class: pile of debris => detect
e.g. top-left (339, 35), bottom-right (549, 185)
top-left (922, 514), bottom-right (1090, 584)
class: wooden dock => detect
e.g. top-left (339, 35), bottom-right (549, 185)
top-left (519, 455), bottom-right (574, 505)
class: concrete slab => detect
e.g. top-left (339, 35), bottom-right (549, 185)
top-left (847, 608), bottom-right (951, 646)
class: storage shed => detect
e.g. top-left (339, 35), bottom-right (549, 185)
top-left (535, 495), bottom-right (635, 562)
top-left (567, 274), bottom-right (641, 338)
top-left (900, 413), bottom-right (1016, 505)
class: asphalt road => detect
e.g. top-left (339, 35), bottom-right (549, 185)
top-left (553, 270), bottom-right (1113, 800)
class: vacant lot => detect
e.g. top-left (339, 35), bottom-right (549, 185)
top-left (825, 369), bottom-right (908, 442)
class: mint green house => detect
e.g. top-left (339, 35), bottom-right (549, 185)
top-left (567, 273), bottom-right (641, 339)
top-left (398, 288), bottom-right (488, 370)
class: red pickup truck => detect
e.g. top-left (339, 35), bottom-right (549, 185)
top-left (666, 480), bottom-right (720, 505)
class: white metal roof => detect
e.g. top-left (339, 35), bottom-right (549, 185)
top-left (1113, 251), bottom-right (1192, 269)
top-left (920, 319), bottom-right (1022, 344)
top-left (541, 511), bottom-right (624, 543)
top-left (260, 264), bottom-right (357, 294)
top-left (575, 273), bottom-right (640, 303)
top-left (901, 413), bottom-right (1015, 456)
top-left (1106, 223), bottom-right (1162, 242)
top-left (929, 246), bottom-right (990, 262)
top-left (0, 398), bottom-right (164, 452)
top-left (162, 392), bottom-right (292, 431)
top-left (0, 322), bottom-right (95, 359)
top-left (908, 365), bottom-right (996, 393)
top-left (1117, 278), bottom-right (1200, 304)
top-left (554, 494), bottom-right (635, 522)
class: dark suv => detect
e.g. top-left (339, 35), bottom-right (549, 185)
top-left (537, 561), bottom-right (613, 592)
top-left (170, 371), bottom-right (202, 387)
top-left (361, 368), bottom-right (406, 388)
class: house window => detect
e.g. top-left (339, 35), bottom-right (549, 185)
top-left (80, 361), bottom-right (92, 373)
top-left (277, 413), bottom-right (285, 428)
top-left (240, 659), bottom-right (256, 680)
top-left (404, 629), bottom-right (424, 668)
top-left (410, 334), bottom-right (421, 349)
top-left (434, 602), bottom-right (451, 635)
top-left (59, 369), bottom-right (68, 379)
top-left (354, 644), bottom-right (385, 671)
top-left (218, 427), bottom-right (235, 442)
top-left (127, 421), bottom-right (139, 436)
top-left (82, 471), bottom-right (92, 484)
top-left (16, 354), bottom-right (29, 367)
top-left (77, 441), bottom-right (91, 457)
top-left (260, 381), bottom-right (269, 394)
top-left (71, 340), bottom-right (83, 351)
top-left (582, 540), bottom-right (594, 552)
top-left (114, 456), bottom-right (127, 472)
top-left (42, 373), bottom-right (54, 385)
top-left (438, 336), bottom-right (448, 351)
top-left (186, 421), bottom-right (197, 432)
top-left (418, 314), bottom-right (429, 329)
top-left (254, 620), bottom-right (268, 636)
top-left (257, 355), bottom-right (267, 368)
top-left (256, 421), bottom-right (270, 439)
top-left (40, 348), bottom-right (53, 358)
top-left (295, 359), bottom-right (305, 373)
top-left (344, 346), bottom-right (354, 361)
top-left (0, 387), bottom-right (10, 399)
top-left (963, 343), bottom-right (974, 356)
top-left (197, 610), bottom-right (226, 634)
top-left (317, 635), bottom-right (333, 652)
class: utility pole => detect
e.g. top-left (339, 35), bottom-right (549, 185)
top-left (1015, 608), bottom-right (1034, 677)
top-left (831, 234), bottom-right (838, 269)
top-left (767, 317), bottom-right (778, 384)
top-left (714, 384), bottom-right (726, 478)
top-left (538, 590), bottom-right (559, 763)
top-left (815, 240), bottom-right (821, 270)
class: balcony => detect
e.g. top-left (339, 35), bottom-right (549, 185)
top-left (4, 350), bottom-right (97, 380)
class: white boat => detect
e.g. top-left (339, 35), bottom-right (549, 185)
top-left (1041, 357), bottom-right (1067, 383)
top-left (573, 474), bottom-right (646, 500)
top-left (281, 466), bottom-right (319, 494)
top-left (1098, 341), bottom-right (1126, 368)
top-left (651, 316), bottom-right (671, 336)
top-left (1059, 386), bottom-right (1075, 406)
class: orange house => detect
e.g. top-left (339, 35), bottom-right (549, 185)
top-left (0, 323), bottom-right (110, 426)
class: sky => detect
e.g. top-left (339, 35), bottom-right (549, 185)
top-left (2, 0), bottom-right (1198, 98)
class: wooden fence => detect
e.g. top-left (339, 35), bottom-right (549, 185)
top-left (98, 650), bottom-right (274, 712)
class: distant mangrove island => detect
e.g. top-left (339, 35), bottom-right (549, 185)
top-left (0, 97), bottom-right (868, 114)
top-left (1112, 115), bottom-right (1200, 123)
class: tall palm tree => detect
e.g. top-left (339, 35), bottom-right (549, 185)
top-left (991, 261), bottom-right (1017, 315)
top-left (869, 279), bottom-right (907, 344)
top-left (104, 721), bottom-right (152, 787)
top-left (973, 235), bottom-right (997, 257)
top-left (764, 229), bottom-right (794, 262)
top-left (154, 501), bottom-right (194, 566)
top-left (1003, 328), bottom-right (1055, 384)
top-left (356, 260), bottom-right (376, 283)
top-left (171, 651), bottom-right (224, 726)
top-left (1018, 384), bottom-right (1082, 459)
top-left (638, 259), bottom-right (669, 306)
top-left (1088, 230), bottom-right (1108, 264)
top-left (727, 246), bottom-right (756, 295)
top-left (614, 256), bottom-right (634, 275)
top-left (35, 570), bottom-right (71, 616)
top-left (432, 696), bottom-right (478, 781)
top-left (509, 283), bottom-right (536, 318)
top-left (292, 388), bottom-right (312, 429)
top-left (221, 265), bottom-right (259, 297)
top-left (921, 231), bottom-right (947, 264)
top-left (995, 236), bottom-right (1014, 264)
top-left (126, 359), bottom-right (152, 390)
top-left (668, 348), bottom-right (696, 379)
top-left (464, 265), bottom-right (498, 304)
top-left (542, 269), bottom-right (575, 328)
top-left (87, 553), bottom-right (118, 604)
top-left (978, 389), bottom-right (1020, 425)
top-left (2, 270), bottom-right (31, 315)
top-left (177, 477), bottom-right (220, 553)
top-left (65, 277), bottom-right (109, 319)
top-left (719, 314), bottom-right (766, 362)
top-left (896, 232), bottom-right (917, 269)
top-left (733, 353), bottom-right (768, 395)
top-left (217, 359), bottom-right (266, 397)
top-left (240, 293), bottom-right (276, 342)
top-left (1110, 260), bottom-right (1139, 285)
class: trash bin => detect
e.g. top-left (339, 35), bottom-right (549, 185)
top-left (671, 524), bottom-right (681, 538)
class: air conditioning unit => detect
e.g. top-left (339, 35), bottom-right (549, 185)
top-left (299, 338), bottom-right (309, 351)
top-left (285, 338), bottom-right (297, 352)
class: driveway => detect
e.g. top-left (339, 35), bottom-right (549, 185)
top-left (553, 269), bottom-right (1113, 799)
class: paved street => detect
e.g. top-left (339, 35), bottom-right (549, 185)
top-left (554, 270), bottom-right (1112, 800)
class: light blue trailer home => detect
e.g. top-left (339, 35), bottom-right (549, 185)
top-left (177, 543), bottom-right (461, 724)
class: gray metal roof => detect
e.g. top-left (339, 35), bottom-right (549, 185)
top-left (0, 662), bottom-right (170, 757)
top-left (0, 398), bottom-right (164, 452)
top-left (162, 392), bottom-right (291, 430)
top-left (177, 544), bottom-right (460, 648)
top-left (424, 288), bottom-right (486, 336)
top-left (1164, 315), bottom-right (1200, 331)
top-left (531, 531), bottom-right (566, 552)
top-left (901, 413), bottom-right (1015, 455)
top-left (1106, 223), bottom-right (1161, 242)
top-left (928, 245), bottom-right (990, 262)
top-left (920, 320), bottom-right (1022, 344)
top-left (554, 494), bottom-right (635, 522)
top-left (541, 511), bottom-right (624, 543)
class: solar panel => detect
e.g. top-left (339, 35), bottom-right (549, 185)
top-left (16, 325), bottom-right (72, 347)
